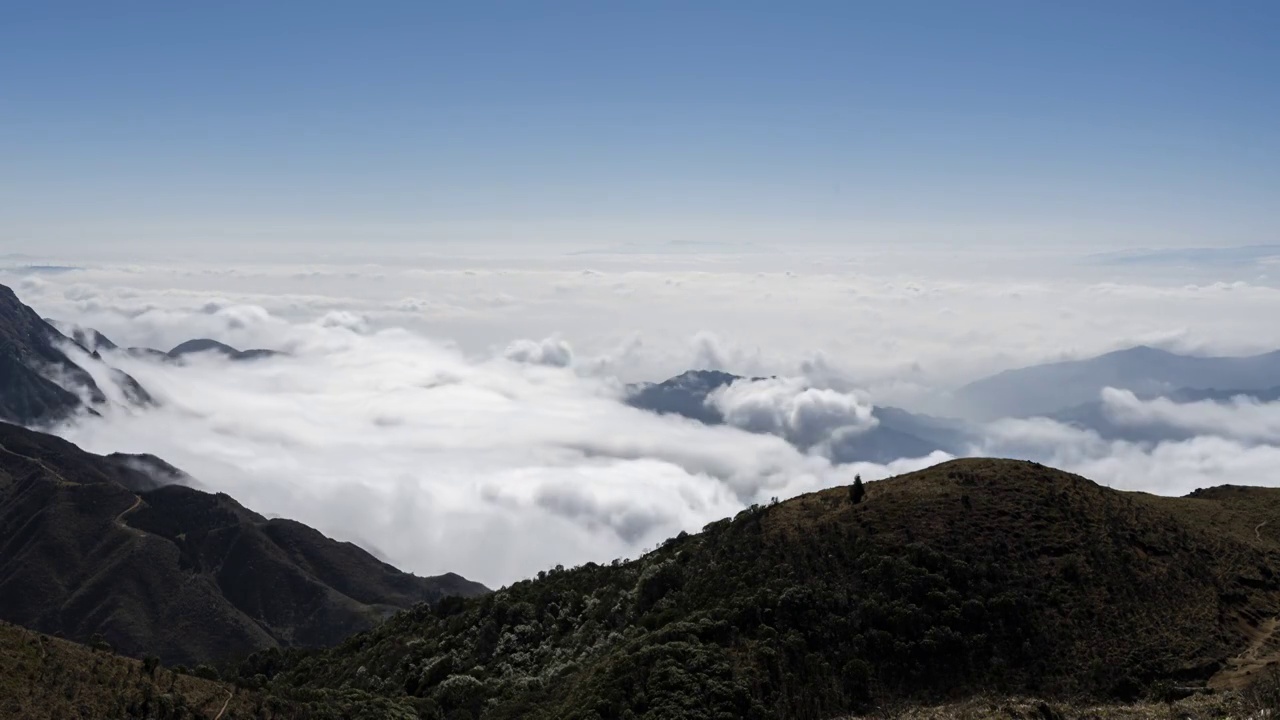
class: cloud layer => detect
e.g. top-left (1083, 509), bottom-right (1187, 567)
top-left (9, 251), bottom-right (1280, 411)
top-left (1100, 387), bottom-right (1280, 443)
top-left (9, 253), bottom-right (1280, 586)
top-left (51, 316), bottom-right (937, 588)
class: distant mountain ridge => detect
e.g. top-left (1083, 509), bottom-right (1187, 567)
top-left (1043, 385), bottom-right (1280, 444)
top-left (0, 421), bottom-right (487, 667)
top-left (50, 318), bottom-right (282, 364)
top-left (628, 369), bottom-right (974, 462)
top-left (632, 357), bottom-right (1280, 462)
top-left (955, 345), bottom-right (1280, 420)
top-left (118, 337), bottom-right (283, 362)
top-left (166, 337), bottom-right (280, 360)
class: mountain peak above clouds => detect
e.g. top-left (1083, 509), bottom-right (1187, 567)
top-left (167, 338), bottom-right (281, 361)
top-left (0, 283), bottom-right (119, 426)
top-left (628, 369), bottom-right (974, 462)
top-left (955, 345), bottom-right (1280, 420)
top-left (118, 337), bottom-right (283, 362)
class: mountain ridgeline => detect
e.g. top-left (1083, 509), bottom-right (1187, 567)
top-left (627, 370), bottom-right (974, 463)
top-left (954, 344), bottom-right (1280, 420)
top-left (0, 280), bottom-right (284, 429)
top-left (128, 337), bottom-right (283, 362)
top-left (631, 353), bottom-right (1280, 460)
top-left (0, 285), bottom-right (150, 427)
top-left (0, 421), bottom-right (487, 668)
top-left (245, 459), bottom-right (1280, 719)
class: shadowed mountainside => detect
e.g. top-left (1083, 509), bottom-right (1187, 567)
top-left (0, 421), bottom-right (487, 668)
top-left (0, 285), bottom-right (151, 426)
top-left (249, 459), bottom-right (1280, 719)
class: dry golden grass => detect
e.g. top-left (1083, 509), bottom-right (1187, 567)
top-left (0, 620), bottom-right (277, 720)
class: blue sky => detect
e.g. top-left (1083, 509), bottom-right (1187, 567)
top-left (3, 1), bottom-right (1277, 253)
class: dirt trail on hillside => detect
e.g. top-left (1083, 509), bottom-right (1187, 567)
top-left (212, 688), bottom-right (233, 720)
top-left (0, 441), bottom-right (74, 485)
top-left (1212, 615), bottom-right (1280, 689)
top-left (1, 440), bottom-right (146, 535)
top-left (115, 495), bottom-right (143, 525)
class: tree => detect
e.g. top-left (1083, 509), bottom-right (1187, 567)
top-left (850, 475), bottom-right (865, 505)
top-left (89, 633), bottom-right (112, 653)
top-left (143, 656), bottom-right (160, 677)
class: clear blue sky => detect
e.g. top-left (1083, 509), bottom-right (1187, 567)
top-left (3, 1), bottom-right (1277, 253)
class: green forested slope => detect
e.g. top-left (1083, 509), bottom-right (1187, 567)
top-left (254, 459), bottom-right (1280, 719)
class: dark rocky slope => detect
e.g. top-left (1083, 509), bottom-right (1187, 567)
top-left (0, 284), bottom-right (150, 426)
top-left (0, 422), bottom-right (486, 668)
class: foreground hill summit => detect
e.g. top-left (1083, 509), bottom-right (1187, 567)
top-left (250, 459), bottom-right (1280, 719)
top-left (0, 422), bottom-right (487, 668)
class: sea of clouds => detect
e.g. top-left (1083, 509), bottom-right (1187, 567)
top-left (6, 248), bottom-right (1280, 587)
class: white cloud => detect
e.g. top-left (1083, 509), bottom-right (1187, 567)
top-left (708, 377), bottom-right (879, 449)
top-left (11, 252), bottom-right (1280, 586)
top-left (1100, 387), bottom-right (1280, 443)
top-left (10, 254), bottom-right (1280, 406)
top-left (48, 314), bottom-right (932, 588)
top-left (503, 336), bottom-right (574, 368)
top-left (975, 413), bottom-right (1280, 496)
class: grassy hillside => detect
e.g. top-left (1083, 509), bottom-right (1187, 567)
top-left (254, 459), bottom-right (1280, 719)
top-left (0, 619), bottom-right (266, 720)
top-left (0, 619), bottom-right (451, 720)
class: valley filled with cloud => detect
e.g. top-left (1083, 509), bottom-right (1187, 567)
top-left (6, 248), bottom-right (1280, 587)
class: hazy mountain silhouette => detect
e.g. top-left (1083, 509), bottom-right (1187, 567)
top-left (955, 345), bottom-right (1280, 420)
top-left (167, 338), bottom-right (281, 361)
top-left (1043, 385), bottom-right (1280, 444)
top-left (628, 370), bottom-right (974, 462)
top-left (121, 338), bottom-right (282, 362)
top-left (627, 369), bottom-right (747, 425)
